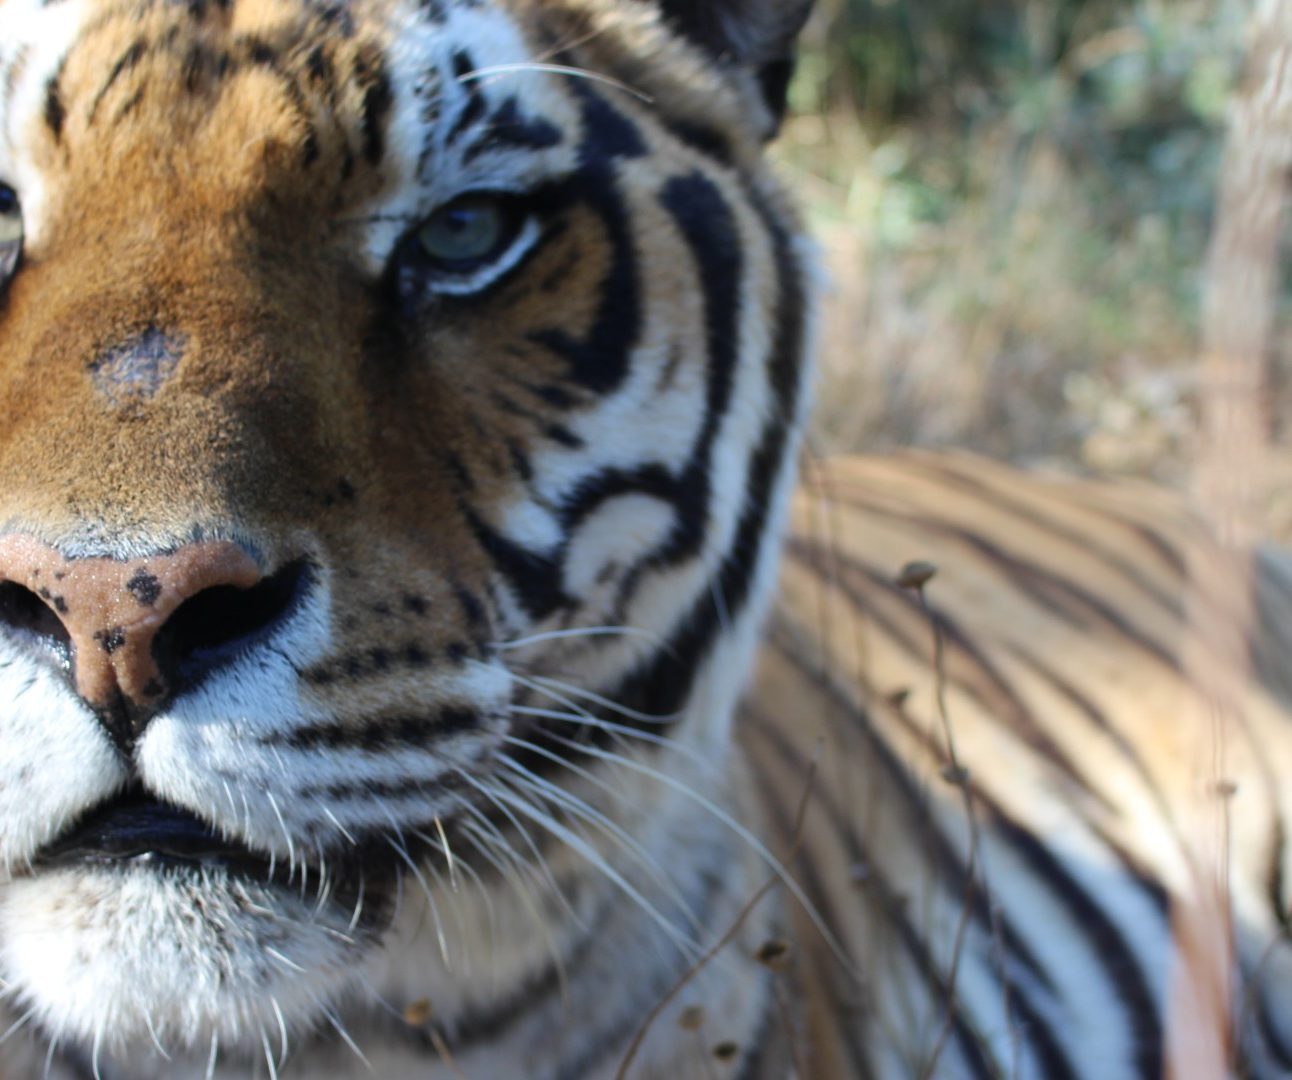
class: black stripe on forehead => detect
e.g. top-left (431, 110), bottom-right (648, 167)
top-left (47, 10), bottom-right (399, 175)
top-left (353, 43), bottom-right (392, 164)
top-left (86, 37), bottom-right (145, 122)
top-left (44, 64), bottom-right (67, 140)
top-left (459, 96), bottom-right (562, 164)
top-left (445, 49), bottom-right (486, 145)
top-left (413, 0), bottom-right (485, 25)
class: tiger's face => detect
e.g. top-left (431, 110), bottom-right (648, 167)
top-left (0, 0), bottom-right (813, 1073)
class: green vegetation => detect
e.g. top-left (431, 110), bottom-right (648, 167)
top-left (781, 0), bottom-right (1251, 483)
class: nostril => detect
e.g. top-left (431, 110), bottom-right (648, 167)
top-left (157, 559), bottom-right (312, 690)
top-left (0, 580), bottom-right (72, 662)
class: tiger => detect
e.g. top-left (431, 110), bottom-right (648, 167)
top-left (0, 0), bottom-right (1288, 1077)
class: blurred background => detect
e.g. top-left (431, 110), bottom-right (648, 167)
top-left (776, 0), bottom-right (1292, 529)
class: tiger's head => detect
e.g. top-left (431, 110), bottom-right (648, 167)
top-left (0, 0), bottom-right (815, 1074)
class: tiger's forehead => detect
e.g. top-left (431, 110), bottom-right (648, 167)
top-left (0, 0), bottom-right (581, 264)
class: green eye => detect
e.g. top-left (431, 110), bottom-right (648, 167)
top-left (395, 191), bottom-right (539, 304)
top-left (0, 185), bottom-right (21, 285)
top-left (417, 194), bottom-right (512, 268)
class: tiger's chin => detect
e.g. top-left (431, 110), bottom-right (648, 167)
top-left (0, 859), bottom-right (380, 1070)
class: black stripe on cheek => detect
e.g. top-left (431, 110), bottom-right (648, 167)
top-left (574, 82), bottom-right (646, 166)
top-left (528, 88), bottom-right (646, 395)
top-left (465, 505), bottom-right (571, 622)
top-left (594, 178), bottom-right (800, 725)
top-left (551, 168), bottom-right (744, 576)
top-left (653, 170), bottom-right (745, 562)
top-left (664, 119), bottom-right (732, 164)
top-left (298, 773), bottom-right (472, 802)
top-left (44, 65), bottom-right (66, 140)
top-left (266, 707), bottom-right (482, 750)
top-left (452, 581), bottom-right (488, 634)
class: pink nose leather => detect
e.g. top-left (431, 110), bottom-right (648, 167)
top-left (0, 535), bottom-right (260, 707)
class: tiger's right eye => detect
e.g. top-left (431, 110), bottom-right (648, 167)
top-left (0, 185), bottom-right (22, 287)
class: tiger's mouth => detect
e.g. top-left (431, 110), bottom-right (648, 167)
top-left (34, 788), bottom-right (277, 877)
top-left (31, 788), bottom-right (405, 923)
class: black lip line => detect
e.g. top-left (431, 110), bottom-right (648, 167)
top-left (30, 791), bottom-right (436, 900)
top-left (34, 789), bottom-right (275, 875)
top-left (25, 795), bottom-right (426, 936)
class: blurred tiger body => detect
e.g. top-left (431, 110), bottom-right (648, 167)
top-left (751, 451), bottom-right (1292, 1077)
top-left (0, 0), bottom-right (1288, 1076)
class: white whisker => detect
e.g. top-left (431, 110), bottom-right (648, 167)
top-left (422, 850), bottom-right (472, 979)
top-left (498, 748), bottom-right (702, 934)
top-left (544, 732), bottom-right (856, 972)
top-left (265, 793), bottom-right (296, 878)
top-left (486, 778), bottom-right (699, 958)
top-left (44, 1033), bottom-right (62, 1080)
top-left (143, 1009), bottom-right (171, 1060)
top-left (205, 1032), bottom-right (219, 1080)
top-left (265, 946), bottom-right (306, 974)
top-left (91, 1025), bottom-right (105, 1080)
top-left (434, 815), bottom-right (459, 891)
top-left (306, 991), bottom-right (372, 1073)
top-left (321, 805), bottom-right (357, 846)
top-left (502, 666), bottom-right (679, 726)
top-left (508, 704), bottom-right (711, 771)
top-left (0, 1005), bottom-right (36, 1047)
top-left (459, 62), bottom-right (654, 103)
top-left (259, 1022), bottom-right (279, 1080)
top-left (456, 816), bottom-right (554, 956)
top-left (270, 997), bottom-right (289, 1072)
top-left (348, 874), bottom-right (367, 935)
top-left (451, 767), bottom-right (583, 925)
top-left (413, 829), bottom-right (494, 932)
top-left (385, 836), bottom-right (451, 969)
top-left (496, 625), bottom-right (668, 651)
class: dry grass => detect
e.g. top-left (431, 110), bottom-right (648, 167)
top-left (777, 0), bottom-right (1292, 536)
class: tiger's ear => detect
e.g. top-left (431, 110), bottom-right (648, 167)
top-left (653, 0), bottom-right (815, 133)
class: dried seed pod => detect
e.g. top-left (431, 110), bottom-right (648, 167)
top-left (941, 764), bottom-right (970, 786)
top-left (897, 560), bottom-right (937, 589)
top-left (713, 1041), bottom-right (739, 1062)
top-left (403, 998), bottom-right (434, 1027)
top-left (678, 1005), bottom-right (706, 1031)
top-left (754, 939), bottom-right (791, 969)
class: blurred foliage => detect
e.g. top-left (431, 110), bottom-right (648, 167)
top-left (792, 0), bottom-right (1239, 220)
top-left (779, 0), bottom-right (1259, 483)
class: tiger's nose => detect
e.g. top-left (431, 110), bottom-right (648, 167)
top-left (0, 536), bottom-right (296, 749)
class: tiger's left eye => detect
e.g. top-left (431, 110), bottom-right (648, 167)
top-left (0, 184), bottom-right (22, 287)
top-left (417, 194), bottom-right (518, 270)
top-left (395, 191), bottom-right (540, 304)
